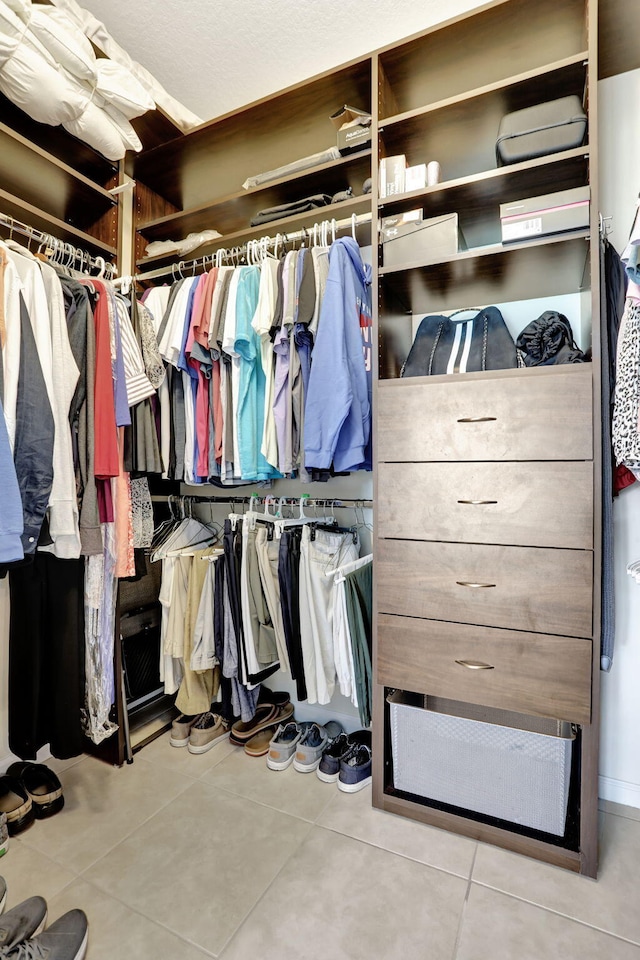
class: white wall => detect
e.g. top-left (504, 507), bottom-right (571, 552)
top-left (597, 69), bottom-right (640, 808)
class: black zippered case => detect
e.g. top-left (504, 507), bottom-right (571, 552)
top-left (496, 95), bottom-right (587, 166)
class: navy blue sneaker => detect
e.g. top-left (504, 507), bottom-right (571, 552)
top-left (338, 743), bottom-right (372, 793)
top-left (317, 730), bottom-right (371, 784)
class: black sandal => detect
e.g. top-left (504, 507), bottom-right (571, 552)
top-left (6, 762), bottom-right (64, 820)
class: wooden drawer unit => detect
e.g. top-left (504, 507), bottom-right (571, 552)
top-left (377, 366), bottom-right (593, 463)
top-left (377, 614), bottom-right (592, 723)
top-left (377, 540), bottom-right (593, 637)
top-left (377, 460), bottom-right (593, 549)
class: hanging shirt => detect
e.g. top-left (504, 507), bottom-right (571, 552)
top-left (251, 257), bottom-right (280, 469)
top-left (235, 264), bottom-right (278, 481)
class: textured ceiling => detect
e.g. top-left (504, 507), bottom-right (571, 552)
top-left (79, 0), bottom-right (486, 122)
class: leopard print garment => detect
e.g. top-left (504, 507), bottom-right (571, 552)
top-left (613, 298), bottom-right (640, 469)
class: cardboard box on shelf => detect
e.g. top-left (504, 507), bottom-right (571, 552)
top-left (500, 186), bottom-right (590, 243)
top-left (405, 164), bottom-right (427, 191)
top-left (379, 155), bottom-right (406, 198)
top-left (382, 212), bottom-right (466, 268)
top-left (330, 104), bottom-right (372, 154)
top-left (381, 209), bottom-right (423, 233)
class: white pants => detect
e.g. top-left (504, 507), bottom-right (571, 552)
top-left (299, 525), bottom-right (358, 704)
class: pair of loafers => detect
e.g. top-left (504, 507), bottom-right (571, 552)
top-left (0, 763), bottom-right (64, 835)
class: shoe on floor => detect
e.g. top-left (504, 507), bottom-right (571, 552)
top-left (6, 763), bottom-right (64, 820)
top-left (257, 688), bottom-right (291, 709)
top-left (230, 701), bottom-right (294, 746)
top-left (187, 713), bottom-right (230, 754)
top-left (0, 876), bottom-right (6, 913)
top-left (244, 727), bottom-right (276, 758)
top-left (5, 909), bottom-right (88, 960)
top-left (293, 721), bottom-right (344, 774)
top-left (338, 743), bottom-right (372, 793)
top-left (0, 777), bottom-right (34, 835)
top-left (317, 729), bottom-right (371, 784)
top-left (169, 713), bottom-right (200, 748)
top-left (0, 895), bottom-right (47, 951)
top-left (266, 721), bottom-right (312, 771)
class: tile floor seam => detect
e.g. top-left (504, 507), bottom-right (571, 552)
top-left (200, 779), bottom-right (324, 824)
top-left (71, 774), bottom-right (196, 876)
top-left (470, 880), bottom-right (640, 948)
top-left (75, 873), bottom-right (218, 959)
top-left (13, 836), bottom-right (84, 879)
top-left (214, 820), bottom-right (316, 958)
top-left (450, 844), bottom-right (477, 960)
top-left (311, 819), bottom-right (474, 881)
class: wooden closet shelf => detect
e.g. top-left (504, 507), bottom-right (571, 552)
top-left (0, 91), bottom-right (117, 183)
top-left (379, 52), bottom-right (588, 129)
top-left (136, 194), bottom-right (372, 270)
top-left (0, 187), bottom-right (117, 257)
top-left (0, 121), bottom-right (117, 232)
top-left (378, 147), bottom-right (590, 216)
top-left (379, 231), bottom-right (591, 315)
top-left (137, 149), bottom-right (372, 240)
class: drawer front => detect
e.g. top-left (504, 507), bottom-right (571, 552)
top-left (377, 366), bottom-right (592, 462)
top-left (377, 614), bottom-right (592, 723)
top-left (377, 460), bottom-right (593, 549)
top-left (377, 540), bottom-right (593, 637)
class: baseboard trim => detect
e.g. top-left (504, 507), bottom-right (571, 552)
top-left (598, 775), bottom-right (640, 809)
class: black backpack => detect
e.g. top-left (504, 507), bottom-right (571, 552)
top-left (515, 311), bottom-right (588, 366)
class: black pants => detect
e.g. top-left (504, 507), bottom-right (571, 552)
top-left (9, 553), bottom-right (85, 760)
top-left (278, 527), bottom-right (307, 701)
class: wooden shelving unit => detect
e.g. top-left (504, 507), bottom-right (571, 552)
top-left (370, 0), bottom-right (601, 878)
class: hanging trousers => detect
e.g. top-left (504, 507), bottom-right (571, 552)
top-left (9, 553), bottom-right (85, 759)
top-left (344, 561), bottom-right (373, 727)
top-left (277, 527), bottom-right (306, 701)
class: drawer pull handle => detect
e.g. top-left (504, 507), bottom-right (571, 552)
top-left (456, 581), bottom-right (496, 589)
top-left (457, 499), bottom-right (497, 505)
top-left (455, 659), bottom-right (495, 670)
top-left (457, 416), bottom-right (497, 423)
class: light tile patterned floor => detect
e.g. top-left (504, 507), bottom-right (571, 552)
top-left (2, 736), bottom-right (639, 959)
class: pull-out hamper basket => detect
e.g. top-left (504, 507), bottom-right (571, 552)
top-left (388, 691), bottom-right (574, 836)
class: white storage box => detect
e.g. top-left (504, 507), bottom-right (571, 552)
top-left (388, 691), bottom-right (574, 836)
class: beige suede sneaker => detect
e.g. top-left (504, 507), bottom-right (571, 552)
top-left (188, 712), bottom-right (230, 754)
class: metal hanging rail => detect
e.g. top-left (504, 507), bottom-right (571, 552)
top-left (135, 211), bottom-right (373, 284)
top-left (0, 211), bottom-right (117, 279)
top-left (150, 494), bottom-right (373, 508)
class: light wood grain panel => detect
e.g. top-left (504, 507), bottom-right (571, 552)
top-left (378, 366), bottom-right (592, 462)
top-left (377, 540), bottom-right (593, 637)
top-left (377, 460), bottom-right (593, 549)
top-left (377, 614), bottom-right (592, 723)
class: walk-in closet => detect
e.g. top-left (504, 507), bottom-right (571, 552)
top-left (0, 1), bottom-right (639, 958)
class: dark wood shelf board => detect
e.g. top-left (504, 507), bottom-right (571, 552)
top-left (377, 792), bottom-right (582, 871)
top-left (376, 0), bottom-right (587, 117)
top-left (598, 0), bottom-right (640, 79)
top-left (133, 59), bottom-right (372, 210)
top-left (131, 107), bottom-right (185, 152)
top-left (379, 231), bottom-right (591, 314)
top-left (0, 120), bottom-right (116, 232)
top-left (0, 187), bottom-right (117, 257)
top-left (137, 195), bottom-right (372, 272)
top-left (380, 53), bottom-right (588, 128)
top-left (378, 147), bottom-right (590, 220)
top-left (0, 91), bottom-right (117, 183)
top-left (138, 149), bottom-right (372, 241)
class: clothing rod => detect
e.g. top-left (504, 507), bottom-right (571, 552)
top-left (150, 495), bottom-right (372, 507)
top-left (0, 210), bottom-right (117, 278)
top-left (135, 211), bottom-right (373, 283)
